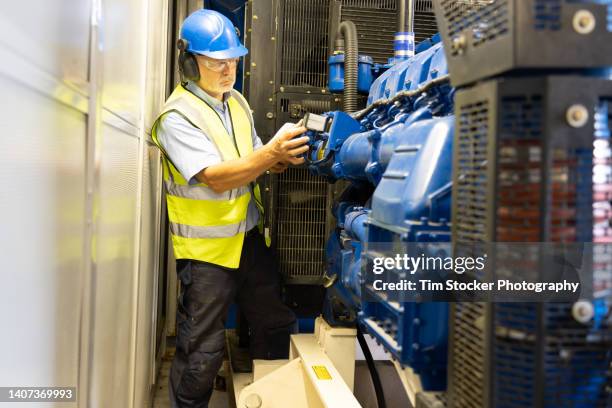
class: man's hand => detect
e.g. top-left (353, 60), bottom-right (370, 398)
top-left (267, 125), bottom-right (309, 165)
top-left (270, 161), bottom-right (289, 173)
top-left (196, 124), bottom-right (307, 194)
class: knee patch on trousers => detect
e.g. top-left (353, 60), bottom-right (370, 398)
top-left (175, 350), bottom-right (224, 404)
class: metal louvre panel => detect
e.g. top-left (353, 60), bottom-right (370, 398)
top-left (441, 0), bottom-right (510, 54)
top-left (277, 0), bottom-right (334, 282)
top-left (451, 90), bottom-right (492, 408)
top-left (341, 5), bottom-right (397, 64)
top-left (451, 76), bottom-right (612, 407)
top-left (276, 167), bottom-right (328, 283)
top-left (439, 0), bottom-right (499, 38)
top-left (341, 0), bottom-right (396, 8)
top-left (416, 0), bottom-right (438, 42)
top-left (455, 100), bottom-right (490, 242)
top-left (436, 1), bottom-right (612, 88)
top-left (414, 9), bottom-right (439, 42)
top-left (280, 0), bottom-right (331, 87)
top-left (450, 302), bottom-right (487, 408)
top-left (341, 0), bottom-right (438, 65)
top-left (273, 93), bottom-right (341, 283)
top-left (340, 1), bottom-right (434, 15)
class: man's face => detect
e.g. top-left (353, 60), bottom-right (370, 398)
top-left (195, 55), bottom-right (238, 98)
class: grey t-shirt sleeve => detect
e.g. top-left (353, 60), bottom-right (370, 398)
top-left (156, 111), bottom-right (222, 185)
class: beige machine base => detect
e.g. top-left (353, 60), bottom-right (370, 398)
top-left (232, 317), bottom-right (361, 408)
top-left (230, 317), bottom-right (426, 408)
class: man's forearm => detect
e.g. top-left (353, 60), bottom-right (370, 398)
top-left (196, 144), bottom-right (278, 193)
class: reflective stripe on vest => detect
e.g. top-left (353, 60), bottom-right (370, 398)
top-left (152, 85), bottom-right (262, 268)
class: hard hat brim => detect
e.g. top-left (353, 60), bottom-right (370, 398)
top-left (193, 45), bottom-right (249, 60)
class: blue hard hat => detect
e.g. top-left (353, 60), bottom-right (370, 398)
top-left (180, 9), bottom-right (248, 59)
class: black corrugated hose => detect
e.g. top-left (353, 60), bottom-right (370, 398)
top-left (335, 20), bottom-right (359, 113)
top-left (356, 325), bottom-right (387, 408)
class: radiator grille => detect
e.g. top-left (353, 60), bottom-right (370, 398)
top-left (341, 4), bottom-right (397, 64)
top-left (341, 0), bottom-right (395, 8)
top-left (275, 94), bottom-right (334, 283)
top-left (275, 96), bottom-right (332, 281)
top-left (280, 0), bottom-right (330, 87)
top-left (276, 168), bottom-right (328, 283)
top-left (341, 0), bottom-right (437, 65)
top-left (456, 99), bottom-right (490, 242)
top-left (281, 0), bottom-right (440, 83)
top-left (415, 4), bottom-right (439, 43)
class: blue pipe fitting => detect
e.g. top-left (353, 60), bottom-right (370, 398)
top-left (328, 54), bottom-right (374, 94)
top-left (394, 31), bottom-right (415, 60)
top-left (344, 210), bottom-right (368, 243)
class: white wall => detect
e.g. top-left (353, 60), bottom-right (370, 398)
top-left (0, 1), bottom-right (171, 407)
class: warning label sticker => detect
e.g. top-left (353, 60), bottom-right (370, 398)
top-left (312, 365), bottom-right (332, 380)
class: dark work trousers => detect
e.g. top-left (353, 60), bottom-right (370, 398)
top-left (168, 230), bottom-right (296, 408)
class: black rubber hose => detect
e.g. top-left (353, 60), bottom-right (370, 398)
top-left (356, 325), bottom-right (386, 408)
top-left (335, 21), bottom-right (358, 113)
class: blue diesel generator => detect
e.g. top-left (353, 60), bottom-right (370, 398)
top-left (301, 1), bottom-right (612, 406)
top-left (306, 37), bottom-right (453, 392)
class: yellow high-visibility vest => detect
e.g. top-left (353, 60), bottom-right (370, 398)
top-left (152, 84), bottom-right (266, 268)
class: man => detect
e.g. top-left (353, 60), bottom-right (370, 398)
top-left (151, 9), bottom-right (310, 408)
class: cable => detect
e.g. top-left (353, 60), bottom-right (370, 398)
top-left (356, 325), bottom-right (386, 408)
top-left (352, 74), bottom-right (451, 120)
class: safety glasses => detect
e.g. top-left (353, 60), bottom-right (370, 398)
top-left (200, 57), bottom-right (240, 72)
